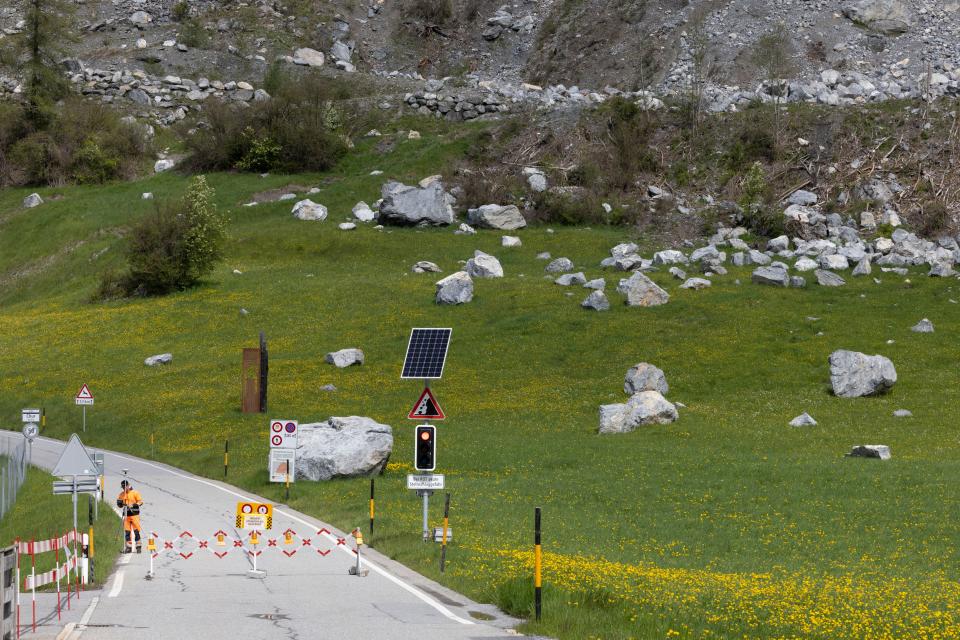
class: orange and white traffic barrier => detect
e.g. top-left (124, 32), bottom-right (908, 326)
top-left (14, 530), bottom-right (83, 636)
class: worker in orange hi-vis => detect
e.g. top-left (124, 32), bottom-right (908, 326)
top-left (117, 480), bottom-right (144, 553)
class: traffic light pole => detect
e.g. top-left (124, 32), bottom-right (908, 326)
top-left (418, 487), bottom-right (433, 541)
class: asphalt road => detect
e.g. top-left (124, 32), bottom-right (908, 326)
top-left (3, 432), bottom-right (519, 640)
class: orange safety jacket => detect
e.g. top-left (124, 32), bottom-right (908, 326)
top-left (117, 489), bottom-right (143, 516)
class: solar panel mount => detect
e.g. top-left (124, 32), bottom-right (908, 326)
top-left (401, 328), bottom-right (452, 379)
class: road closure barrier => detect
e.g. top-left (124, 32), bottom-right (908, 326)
top-left (144, 527), bottom-right (360, 577)
top-left (13, 530), bottom-right (85, 637)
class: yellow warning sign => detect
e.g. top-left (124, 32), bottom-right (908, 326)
top-left (236, 501), bottom-right (273, 530)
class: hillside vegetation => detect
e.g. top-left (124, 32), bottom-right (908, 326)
top-left (2, 121), bottom-right (960, 639)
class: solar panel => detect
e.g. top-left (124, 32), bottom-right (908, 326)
top-left (401, 328), bottom-right (452, 379)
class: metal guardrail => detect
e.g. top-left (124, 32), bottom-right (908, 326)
top-left (1, 545), bottom-right (15, 640)
top-left (0, 439), bottom-right (27, 522)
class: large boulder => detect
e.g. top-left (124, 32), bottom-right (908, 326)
top-left (466, 204), bottom-right (527, 230)
top-left (624, 363), bottom-right (668, 395)
top-left (325, 348), bottom-right (364, 368)
top-left (842, 0), bottom-right (911, 34)
top-left (465, 250), bottom-right (504, 278)
top-left (598, 391), bottom-right (678, 434)
top-left (616, 272), bottom-right (669, 307)
top-left (435, 271), bottom-right (473, 304)
top-left (295, 417), bottom-right (392, 480)
top-left (829, 350), bottom-right (897, 397)
top-left (379, 180), bottom-right (454, 226)
top-left (846, 444), bottom-right (891, 460)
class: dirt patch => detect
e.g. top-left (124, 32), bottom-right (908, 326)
top-left (249, 185), bottom-right (312, 204)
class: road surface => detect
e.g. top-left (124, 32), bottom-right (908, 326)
top-left (3, 432), bottom-right (519, 640)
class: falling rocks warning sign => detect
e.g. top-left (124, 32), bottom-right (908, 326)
top-left (407, 387), bottom-right (445, 420)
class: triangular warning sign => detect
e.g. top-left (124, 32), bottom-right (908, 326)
top-left (407, 387), bottom-right (445, 420)
top-left (52, 434), bottom-right (99, 477)
top-left (76, 384), bottom-right (94, 400)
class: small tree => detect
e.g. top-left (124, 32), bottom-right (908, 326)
top-left (752, 23), bottom-right (794, 146)
top-left (108, 176), bottom-right (227, 296)
top-left (1, 0), bottom-right (77, 125)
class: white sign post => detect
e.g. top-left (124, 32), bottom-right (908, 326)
top-left (75, 384), bottom-right (94, 432)
top-left (268, 420), bottom-right (298, 484)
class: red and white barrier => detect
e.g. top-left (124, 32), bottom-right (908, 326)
top-left (15, 530), bottom-right (83, 638)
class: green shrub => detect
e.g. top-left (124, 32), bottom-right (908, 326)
top-left (0, 99), bottom-right (150, 187)
top-left (103, 176), bottom-right (227, 297)
top-left (185, 71), bottom-right (348, 174)
top-left (530, 190), bottom-right (604, 226)
top-left (178, 19), bottom-right (209, 48)
top-left (171, 0), bottom-right (189, 21)
top-left (403, 0), bottom-right (453, 24)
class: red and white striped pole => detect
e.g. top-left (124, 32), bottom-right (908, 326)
top-left (29, 539), bottom-right (36, 633)
top-left (15, 537), bottom-right (20, 640)
top-left (55, 536), bottom-right (62, 619)
top-left (74, 529), bottom-right (81, 597)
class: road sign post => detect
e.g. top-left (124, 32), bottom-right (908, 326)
top-left (74, 385), bottom-right (94, 432)
top-left (401, 329), bottom-right (452, 540)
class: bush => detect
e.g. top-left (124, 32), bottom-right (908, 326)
top-left (185, 71), bottom-right (348, 174)
top-left (0, 99), bottom-right (150, 187)
top-left (171, 0), bottom-right (189, 21)
top-left (595, 97), bottom-right (659, 191)
top-left (403, 0), bottom-right (453, 24)
top-left (102, 176), bottom-right (227, 297)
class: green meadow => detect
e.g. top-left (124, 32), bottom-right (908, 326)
top-left (1, 122), bottom-right (960, 639)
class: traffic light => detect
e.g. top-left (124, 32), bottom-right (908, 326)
top-left (414, 425), bottom-right (436, 471)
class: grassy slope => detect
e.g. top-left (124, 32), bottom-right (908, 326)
top-left (0, 463), bottom-right (121, 588)
top-left (1, 119), bottom-right (960, 638)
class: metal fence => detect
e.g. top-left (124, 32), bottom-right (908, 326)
top-left (0, 545), bottom-right (14, 640)
top-left (0, 439), bottom-right (27, 522)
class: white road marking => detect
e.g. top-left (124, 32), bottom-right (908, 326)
top-left (107, 568), bottom-right (125, 598)
top-left (99, 448), bottom-right (476, 625)
top-left (64, 596), bottom-right (101, 640)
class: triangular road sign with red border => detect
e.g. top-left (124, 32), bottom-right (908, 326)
top-left (76, 384), bottom-right (94, 400)
top-left (407, 387), bottom-right (445, 420)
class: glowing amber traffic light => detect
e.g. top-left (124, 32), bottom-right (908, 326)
top-left (414, 425), bottom-right (436, 471)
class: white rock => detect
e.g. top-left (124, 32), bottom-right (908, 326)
top-left (465, 250), bottom-right (504, 278)
top-left (581, 290), bottom-right (610, 311)
top-left (338, 222), bottom-right (357, 230)
top-left (293, 47), bottom-right (325, 67)
top-left (501, 235), bottom-right (522, 247)
top-left (154, 159), bottom-right (175, 173)
top-left (789, 412), bottom-right (817, 427)
top-left (292, 199), bottom-right (328, 221)
top-left (435, 271), bottom-right (473, 304)
top-left (144, 353), bottom-right (173, 366)
top-left (846, 445), bottom-right (891, 460)
top-left (295, 417), bottom-right (392, 480)
top-left (911, 318), bottom-right (934, 333)
top-left (352, 202), bottom-right (376, 222)
top-left (325, 348), bottom-right (364, 367)
top-left (680, 277), bottom-right (711, 290)
top-left (555, 272), bottom-right (587, 286)
top-left (22, 193), bottom-right (43, 208)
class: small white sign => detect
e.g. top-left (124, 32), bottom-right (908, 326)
top-left (243, 515), bottom-right (267, 529)
top-left (22, 423), bottom-right (39, 441)
top-left (407, 474), bottom-right (445, 490)
top-left (269, 420), bottom-right (298, 448)
top-left (22, 409), bottom-right (41, 423)
top-left (269, 449), bottom-right (296, 483)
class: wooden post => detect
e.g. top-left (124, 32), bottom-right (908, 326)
top-left (259, 332), bottom-right (269, 413)
top-left (241, 349), bottom-right (261, 413)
